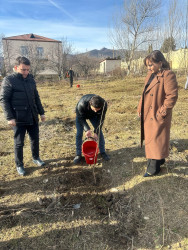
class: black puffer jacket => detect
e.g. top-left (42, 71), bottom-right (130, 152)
top-left (0, 73), bottom-right (44, 125)
top-left (76, 94), bottom-right (107, 134)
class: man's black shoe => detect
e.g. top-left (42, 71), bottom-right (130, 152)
top-left (100, 152), bottom-right (110, 161)
top-left (33, 158), bottom-right (45, 166)
top-left (16, 166), bottom-right (26, 176)
top-left (73, 155), bottom-right (82, 164)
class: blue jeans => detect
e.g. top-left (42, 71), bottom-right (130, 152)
top-left (76, 116), bottom-right (105, 156)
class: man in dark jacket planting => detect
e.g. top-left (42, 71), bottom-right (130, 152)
top-left (73, 94), bottom-right (110, 164)
top-left (0, 56), bottom-right (45, 176)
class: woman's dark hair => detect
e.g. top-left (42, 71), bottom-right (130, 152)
top-left (143, 55), bottom-right (150, 67)
top-left (15, 56), bottom-right (30, 66)
top-left (144, 50), bottom-right (170, 69)
top-left (90, 95), bottom-right (104, 109)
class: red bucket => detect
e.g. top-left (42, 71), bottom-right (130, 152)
top-left (82, 140), bottom-right (99, 164)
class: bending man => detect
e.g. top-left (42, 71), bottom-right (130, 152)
top-left (74, 94), bottom-right (110, 164)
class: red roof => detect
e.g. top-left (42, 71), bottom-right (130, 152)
top-left (3, 33), bottom-right (61, 43)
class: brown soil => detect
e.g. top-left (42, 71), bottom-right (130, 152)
top-left (0, 76), bottom-right (187, 250)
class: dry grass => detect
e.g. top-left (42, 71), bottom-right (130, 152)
top-left (0, 76), bottom-right (187, 250)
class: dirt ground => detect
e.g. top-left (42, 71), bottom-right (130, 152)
top-left (0, 76), bottom-right (188, 250)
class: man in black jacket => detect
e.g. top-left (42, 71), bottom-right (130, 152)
top-left (0, 56), bottom-right (45, 176)
top-left (74, 94), bottom-right (110, 164)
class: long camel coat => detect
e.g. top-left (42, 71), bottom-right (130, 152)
top-left (137, 70), bottom-right (178, 159)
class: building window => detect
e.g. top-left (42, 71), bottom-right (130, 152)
top-left (20, 46), bottom-right (28, 57)
top-left (36, 47), bottom-right (44, 58)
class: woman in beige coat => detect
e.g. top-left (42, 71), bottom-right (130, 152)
top-left (137, 50), bottom-right (178, 177)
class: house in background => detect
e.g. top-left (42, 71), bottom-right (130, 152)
top-left (2, 33), bottom-right (62, 76)
top-left (99, 58), bottom-right (121, 74)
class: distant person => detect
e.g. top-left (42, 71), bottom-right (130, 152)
top-left (73, 94), bottom-right (110, 164)
top-left (0, 56), bottom-right (46, 176)
top-left (185, 75), bottom-right (188, 89)
top-left (58, 74), bottom-right (62, 81)
top-left (137, 50), bottom-right (178, 177)
top-left (68, 68), bottom-right (74, 87)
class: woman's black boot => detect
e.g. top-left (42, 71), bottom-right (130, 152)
top-left (144, 159), bottom-right (161, 177)
top-left (160, 159), bottom-right (165, 166)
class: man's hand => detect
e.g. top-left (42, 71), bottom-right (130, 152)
top-left (40, 115), bottom-right (46, 122)
top-left (85, 130), bottom-right (92, 138)
top-left (93, 133), bottom-right (98, 141)
top-left (8, 119), bottom-right (16, 126)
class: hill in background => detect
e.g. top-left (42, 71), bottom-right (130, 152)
top-left (79, 47), bottom-right (147, 60)
top-left (85, 47), bottom-right (117, 58)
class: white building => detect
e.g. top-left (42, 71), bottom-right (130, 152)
top-left (99, 58), bottom-right (121, 74)
top-left (2, 33), bottom-right (62, 75)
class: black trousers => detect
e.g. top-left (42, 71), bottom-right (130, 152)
top-left (13, 123), bottom-right (39, 167)
top-left (70, 77), bottom-right (73, 87)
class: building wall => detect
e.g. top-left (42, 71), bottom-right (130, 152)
top-left (164, 49), bottom-right (188, 70)
top-left (121, 57), bottom-right (144, 73)
top-left (99, 60), bottom-right (121, 73)
top-left (3, 39), bottom-right (62, 75)
top-left (121, 49), bottom-right (188, 72)
top-left (99, 61), bottom-right (106, 73)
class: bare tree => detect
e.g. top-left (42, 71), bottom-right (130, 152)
top-left (162, 0), bottom-right (182, 55)
top-left (159, 0), bottom-right (187, 70)
top-left (179, 0), bottom-right (188, 72)
top-left (0, 34), bottom-right (6, 76)
top-left (0, 34), bottom-right (3, 57)
top-left (73, 54), bottom-right (99, 77)
top-left (24, 43), bottom-right (45, 78)
top-left (2, 36), bottom-right (15, 75)
top-left (186, 0), bottom-right (188, 49)
top-left (185, 0), bottom-right (188, 71)
top-left (168, 0), bottom-right (179, 40)
top-left (48, 38), bottom-right (73, 80)
top-left (110, 0), bottom-right (161, 74)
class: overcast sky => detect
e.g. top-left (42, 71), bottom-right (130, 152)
top-left (0, 0), bottom-right (124, 52)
